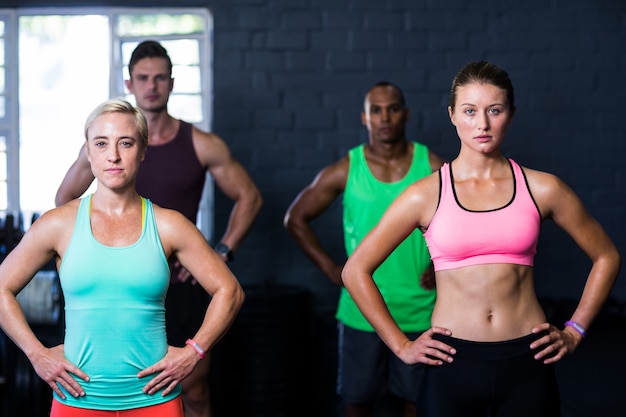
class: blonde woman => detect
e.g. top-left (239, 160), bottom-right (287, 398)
top-left (0, 98), bottom-right (244, 417)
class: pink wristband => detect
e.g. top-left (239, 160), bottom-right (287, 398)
top-left (186, 339), bottom-right (206, 359)
top-left (564, 320), bottom-right (587, 338)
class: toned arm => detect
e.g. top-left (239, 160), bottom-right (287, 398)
top-left (283, 157), bottom-right (348, 285)
top-left (529, 169), bottom-right (620, 337)
top-left (0, 207), bottom-right (68, 352)
top-left (0, 203), bottom-right (89, 398)
top-left (341, 175), bottom-right (454, 364)
top-left (155, 207), bottom-right (245, 352)
top-left (193, 128), bottom-right (262, 253)
top-left (134, 205), bottom-right (245, 396)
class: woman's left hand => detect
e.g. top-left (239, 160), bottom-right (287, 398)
top-left (138, 345), bottom-right (200, 396)
top-left (529, 322), bottom-right (582, 364)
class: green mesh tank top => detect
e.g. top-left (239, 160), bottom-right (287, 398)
top-left (337, 142), bottom-right (436, 332)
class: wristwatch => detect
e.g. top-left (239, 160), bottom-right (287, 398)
top-left (214, 242), bottom-right (234, 262)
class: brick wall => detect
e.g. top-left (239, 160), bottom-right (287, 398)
top-left (206, 0), bottom-right (626, 310)
top-left (10, 0), bottom-right (626, 308)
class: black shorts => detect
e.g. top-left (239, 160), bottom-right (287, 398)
top-left (165, 280), bottom-right (210, 347)
top-left (337, 322), bottom-right (425, 404)
top-left (418, 332), bottom-right (560, 417)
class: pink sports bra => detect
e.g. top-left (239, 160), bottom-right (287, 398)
top-left (424, 159), bottom-right (541, 272)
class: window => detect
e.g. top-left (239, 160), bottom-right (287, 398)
top-left (0, 12), bottom-right (19, 217)
top-left (1, 8), bottom-right (213, 236)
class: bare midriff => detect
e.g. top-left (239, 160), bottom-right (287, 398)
top-left (432, 263), bottom-right (546, 342)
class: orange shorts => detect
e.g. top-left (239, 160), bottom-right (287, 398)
top-left (50, 396), bottom-right (183, 417)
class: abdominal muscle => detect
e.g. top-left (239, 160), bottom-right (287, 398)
top-left (431, 263), bottom-right (547, 342)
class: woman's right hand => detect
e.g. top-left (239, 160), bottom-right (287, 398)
top-left (397, 327), bottom-right (456, 366)
top-left (30, 344), bottom-right (89, 400)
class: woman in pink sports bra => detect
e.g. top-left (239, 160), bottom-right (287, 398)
top-left (342, 61), bottom-right (620, 417)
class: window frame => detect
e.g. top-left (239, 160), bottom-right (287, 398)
top-left (0, 10), bottom-right (20, 215)
top-left (0, 7), bottom-right (214, 237)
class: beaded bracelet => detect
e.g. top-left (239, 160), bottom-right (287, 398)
top-left (564, 320), bottom-right (587, 338)
top-left (186, 339), bottom-right (206, 359)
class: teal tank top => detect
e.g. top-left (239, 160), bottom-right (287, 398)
top-left (57, 195), bottom-right (181, 410)
top-left (337, 142), bottom-right (436, 332)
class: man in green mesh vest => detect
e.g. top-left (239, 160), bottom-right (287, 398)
top-left (284, 81), bottom-right (443, 417)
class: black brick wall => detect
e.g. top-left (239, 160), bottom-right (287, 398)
top-left (10, 0), bottom-right (626, 310)
top-left (209, 1), bottom-right (626, 313)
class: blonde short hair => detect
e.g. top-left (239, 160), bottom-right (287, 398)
top-left (84, 98), bottom-right (148, 149)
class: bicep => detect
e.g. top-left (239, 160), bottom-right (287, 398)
top-left (0, 220), bottom-right (60, 293)
top-left (539, 175), bottom-right (614, 260)
top-left (287, 184), bottom-right (339, 222)
top-left (210, 157), bottom-right (258, 201)
top-left (194, 132), bottom-right (257, 201)
top-left (285, 164), bottom-right (346, 224)
top-left (158, 211), bottom-right (235, 294)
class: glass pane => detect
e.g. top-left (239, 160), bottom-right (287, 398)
top-left (0, 96), bottom-right (4, 119)
top-left (166, 39), bottom-right (200, 65)
top-left (169, 95), bottom-right (203, 124)
top-left (117, 14), bottom-right (205, 36)
top-left (0, 21), bottom-right (4, 36)
top-left (121, 41), bottom-right (137, 69)
top-left (0, 151), bottom-right (6, 181)
top-left (0, 181), bottom-right (6, 210)
top-left (0, 135), bottom-right (5, 152)
top-left (0, 67), bottom-right (4, 93)
top-left (19, 15), bottom-right (109, 213)
top-left (0, 39), bottom-right (4, 66)
top-left (173, 65), bottom-right (201, 94)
